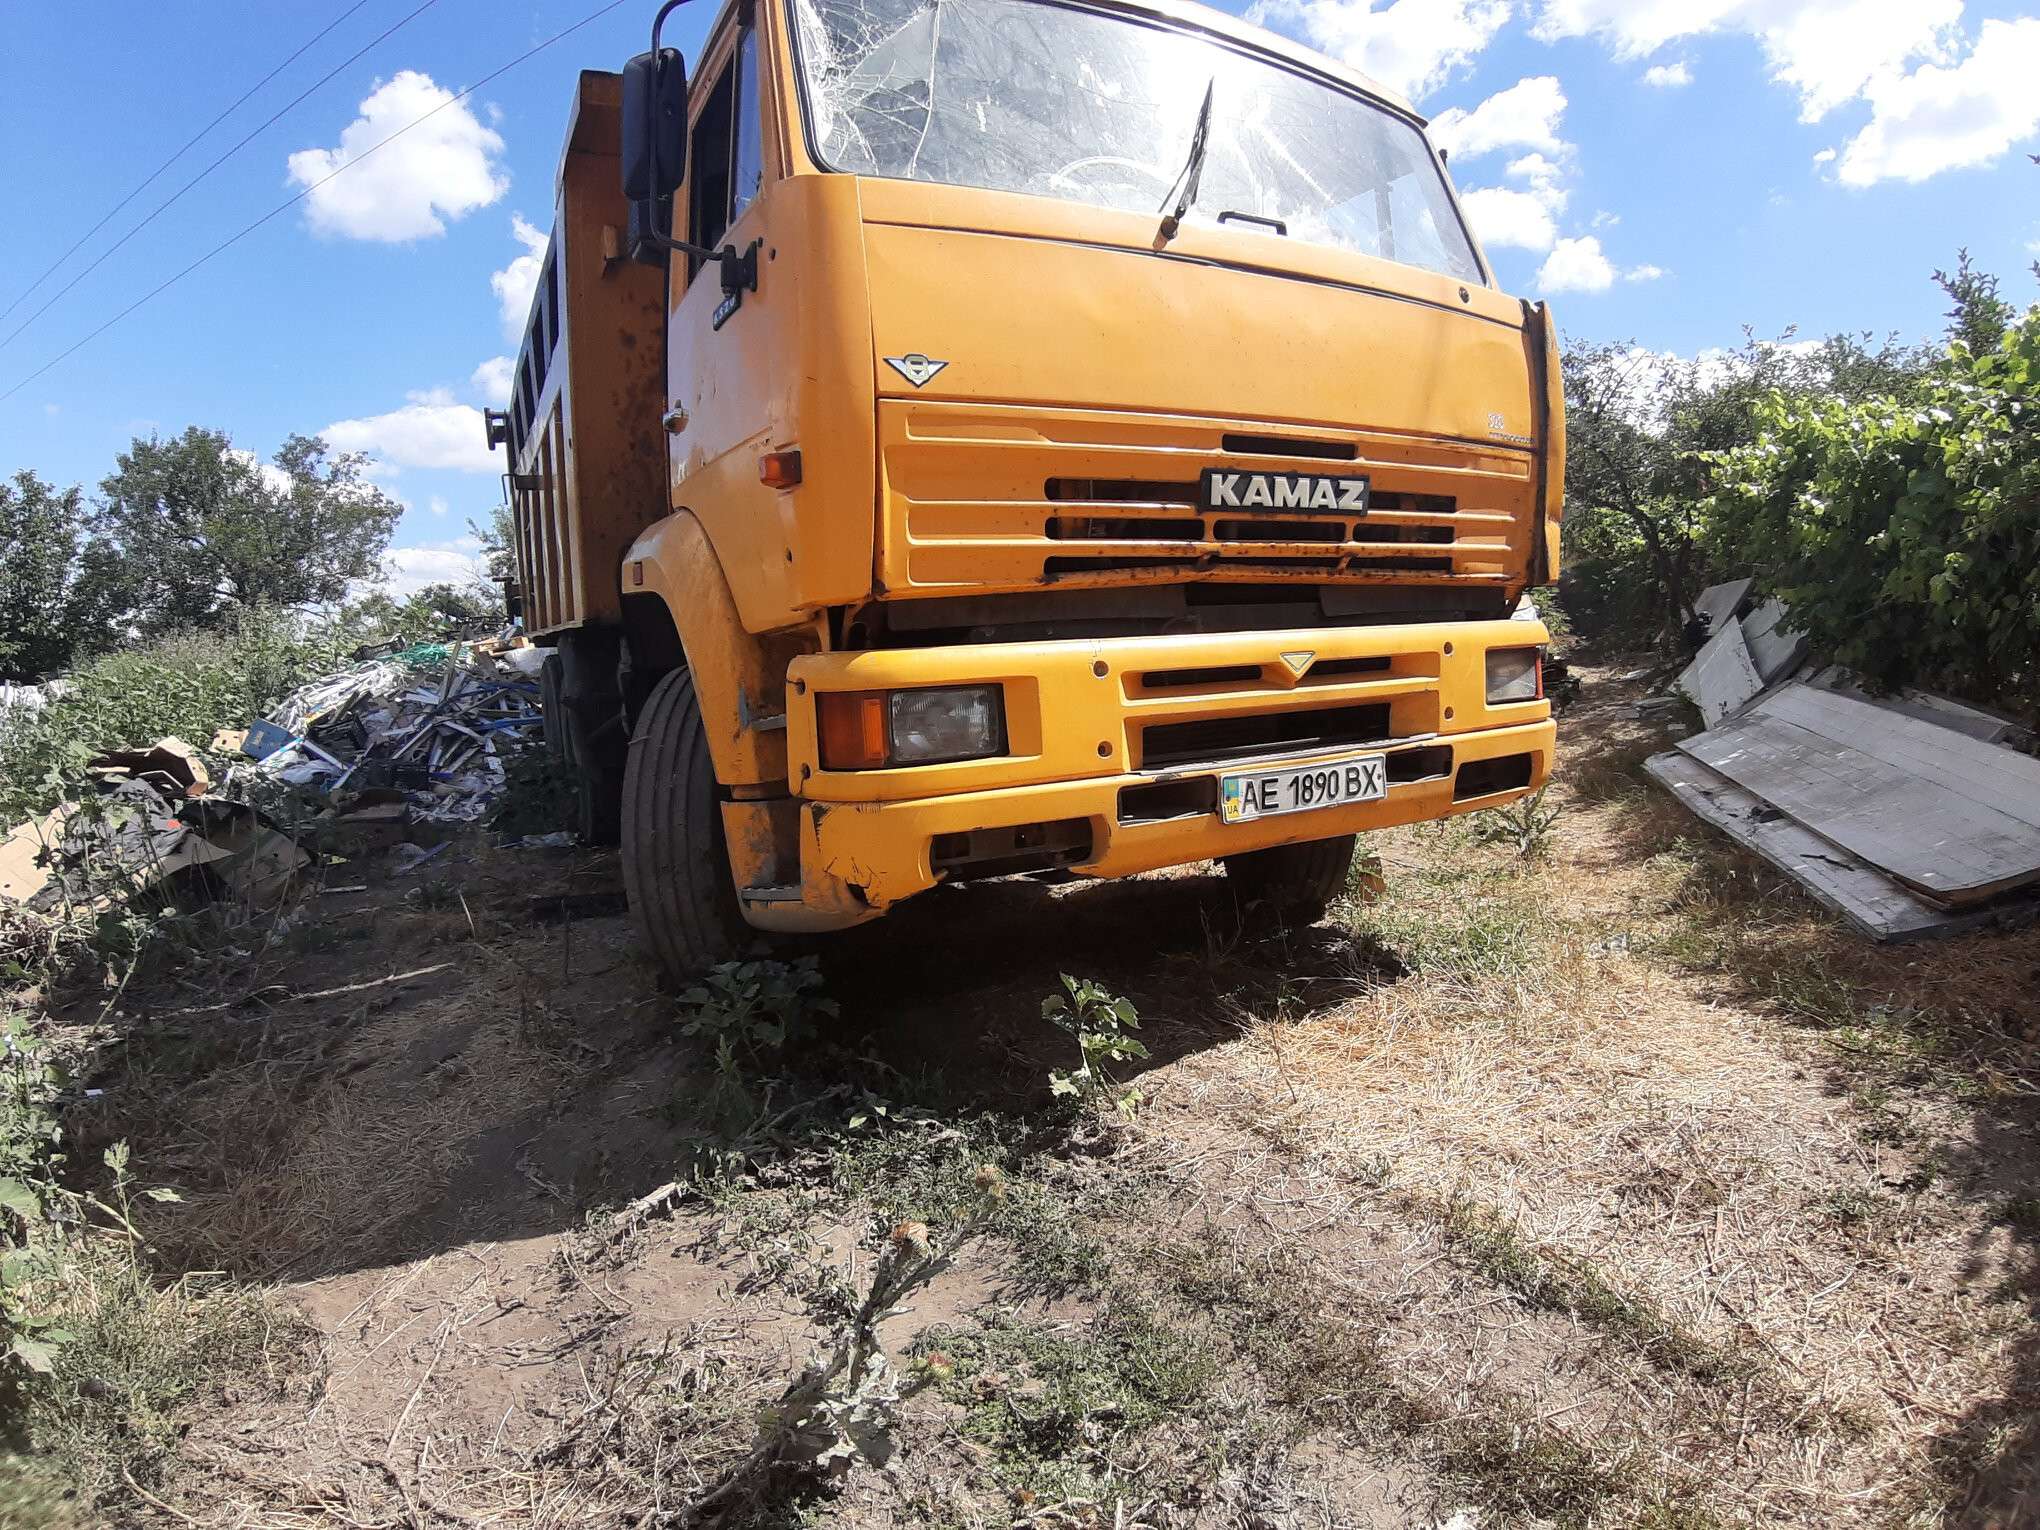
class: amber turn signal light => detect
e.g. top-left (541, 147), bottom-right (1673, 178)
top-left (817, 691), bottom-right (888, 770)
top-left (758, 449), bottom-right (803, 489)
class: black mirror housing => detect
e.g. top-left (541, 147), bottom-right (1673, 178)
top-left (621, 47), bottom-right (688, 201)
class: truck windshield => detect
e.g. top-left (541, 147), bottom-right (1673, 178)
top-left (788, 0), bottom-right (1484, 284)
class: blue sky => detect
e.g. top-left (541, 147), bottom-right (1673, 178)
top-left (2, 0), bottom-right (2035, 593)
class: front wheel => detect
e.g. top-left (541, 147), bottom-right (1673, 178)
top-left (622, 669), bottom-right (744, 982)
top-left (1222, 834), bottom-right (1357, 923)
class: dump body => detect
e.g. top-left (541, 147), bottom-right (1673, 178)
top-left (498, 0), bottom-right (1562, 952)
top-left (503, 73), bottom-right (669, 637)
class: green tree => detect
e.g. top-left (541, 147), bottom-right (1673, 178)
top-left (94, 428), bottom-right (401, 636)
top-left (394, 581), bottom-right (502, 635)
top-left (1707, 297), bottom-right (2040, 712)
top-left (0, 472), bottom-right (127, 681)
top-left (1934, 249), bottom-right (2016, 357)
top-left (1560, 331), bottom-right (1929, 644)
top-left (471, 502), bottom-right (516, 584)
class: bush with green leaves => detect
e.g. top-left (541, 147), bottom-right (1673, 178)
top-left (1707, 303), bottom-right (2040, 712)
top-left (0, 605), bottom-right (345, 822)
top-left (1042, 975), bottom-right (1149, 1122)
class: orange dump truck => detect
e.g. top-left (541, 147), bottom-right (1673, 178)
top-left (486, 0), bottom-right (1563, 979)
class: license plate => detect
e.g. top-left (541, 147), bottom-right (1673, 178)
top-left (1199, 469), bottom-right (1371, 515)
top-left (1220, 751), bottom-right (1388, 824)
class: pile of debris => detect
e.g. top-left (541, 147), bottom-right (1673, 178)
top-left (224, 638), bottom-right (545, 836)
top-left (0, 637), bottom-right (549, 953)
top-left (0, 738), bottom-right (308, 937)
top-left (1645, 580), bottom-right (2039, 942)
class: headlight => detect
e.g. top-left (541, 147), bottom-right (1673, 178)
top-left (817, 685), bottom-right (1005, 769)
top-left (1486, 647), bottom-right (1543, 704)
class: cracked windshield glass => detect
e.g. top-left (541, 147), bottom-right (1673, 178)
top-left (789, 0), bottom-right (1485, 283)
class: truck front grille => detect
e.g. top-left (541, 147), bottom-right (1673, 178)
top-left (881, 402), bottom-right (1533, 600)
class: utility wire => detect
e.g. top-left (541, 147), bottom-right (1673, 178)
top-left (0, 0), bottom-right (632, 407)
top-left (0, 0), bottom-right (444, 354)
top-left (0, 0), bottom-right (378, 328)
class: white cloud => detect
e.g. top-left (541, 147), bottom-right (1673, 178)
top-left (1538, 236), bottom-right (1616, 292)
top-left (1835, 18), bottom-right (2040, 187)
top-left (1642, 60), bottom-right (1692, 87)
top-left (1532, 0), bottom-right (1962, 124)
top-left (1247, 0), bottom-right (1512, 100)
top-left (491, 216), bottom-right (548, 340)
top-left (1535, 236), bottom-right (1662, 293)
top-left (1505, 151), bottom-right (1570, 211)
top-left (1459, 186), bottom-right (1560, 251)
top-left (226, 447), bottom-right (294, 497)
top-left (1430, 76), bottom-right (1568, 160)
top-left (322, 388), bottom-right (501, 474)
top-left (472, 355), bottom-right (515, 406)
top-left (428, 495), bottom-right (451, 517)
top-left (377, 543), bottom-right (491, 599)
top-left (1812, 147), bottom-right (1839, 165)
top-left (1590, 209), bottom-right (1620, 228)
top-left (288, 71), bottom-right (508, 242)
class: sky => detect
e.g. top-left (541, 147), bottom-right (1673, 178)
top-left (1, 0), bottom-right (2036, 595)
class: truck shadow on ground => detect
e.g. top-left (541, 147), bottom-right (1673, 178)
top-left (819, 869), bottom-right (1402, 1102)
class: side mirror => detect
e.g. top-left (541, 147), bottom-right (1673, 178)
top-left (621, 48), bottom-right (688, 201)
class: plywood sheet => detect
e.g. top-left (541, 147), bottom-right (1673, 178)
top-left (1678, 706), bottom-right (2040, 904)
top-left (1643, 752), bottom-right (2019, 942)
top-left (1751, 685), bottom-right (2040, 832)
top-left (1676, 618), bottom-right (1763, 728)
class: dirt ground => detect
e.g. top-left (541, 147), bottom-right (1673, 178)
top-left (36, 666), bottom-right (2040, 1527)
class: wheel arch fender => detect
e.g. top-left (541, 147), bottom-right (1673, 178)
top-left (620, 509), bottom-right (819, 791)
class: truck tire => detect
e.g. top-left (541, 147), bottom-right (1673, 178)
top-left (622, 669), bottom-right (743, 981)
top-left (1222, 834), bottom-right (1357, 922)
top-left (538, 655), bottom-right (569, 766)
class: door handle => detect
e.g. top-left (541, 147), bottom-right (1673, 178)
top-left (662, 404), bottom-right (689, 435)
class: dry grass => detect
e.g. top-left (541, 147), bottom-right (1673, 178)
top-left (1138, 676), bottom-right (2040, 1525)
top-left (16, 673), bottom-right (2039, 1528)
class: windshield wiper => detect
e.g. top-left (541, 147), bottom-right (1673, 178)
top-left (1157, 79), bottom-right (1215, 243)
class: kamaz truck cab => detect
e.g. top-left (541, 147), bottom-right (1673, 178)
top-left (493, 0), bottom-right (1564, 979)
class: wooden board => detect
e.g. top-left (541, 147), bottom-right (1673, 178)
top-left (1643, 752), bottom-right (2027, 942)
top-left (1678, 703), bottom-right (2040, 905)
top-left (1751, 685), bottom-right (2040, 832)
top-left (1676, 618), bottom-right (1763, 728)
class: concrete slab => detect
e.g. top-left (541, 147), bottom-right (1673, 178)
top-left (1644, 752), bottom-right (2030, 942)
top-left (1676, 618), bottom-right (1763, 729)
top-left (1679, 702), bottom-right (2040, 906)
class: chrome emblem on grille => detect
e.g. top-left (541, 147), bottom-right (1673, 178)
top-left (884, 353), bottom-right (950, 388)
top-left (1279, 651), bottom-right (1315, 678)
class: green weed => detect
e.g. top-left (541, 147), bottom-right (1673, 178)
top-left (918, 1299), bottom-right (1219, 1503)
top-left (1042, 974), bottom-right (1149, 1122)
top-left (1475, 786), bottom-right (1563, 857)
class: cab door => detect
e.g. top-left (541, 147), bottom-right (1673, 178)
top-left (665, 11), bottom-right (784, 614)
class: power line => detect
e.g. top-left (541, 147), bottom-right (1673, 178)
top-left (0, 0), bottom-right (379, 328)
top-left (0, 0), bottom-right (633, 407)
top-left (0, 0), bottom-right (444, 354)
